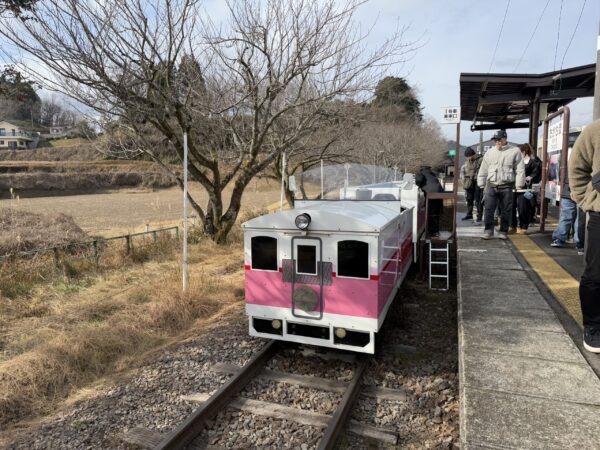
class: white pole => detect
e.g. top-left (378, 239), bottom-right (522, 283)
top-left (183, 131), bottom-right (188, 292)
top-left (320, 159), bottom-right (324, 199)
top-left (344, 163), bottom-right (349, 199)
top-left (280, 152), bottom-right (286, 212)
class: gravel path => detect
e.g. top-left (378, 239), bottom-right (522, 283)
top-left (5, 277), bottom-right (458, 450)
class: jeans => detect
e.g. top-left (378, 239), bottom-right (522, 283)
top-left (581, 212), bottom-right (600, 327)
top-left (465, 185), bottom-right (483, 219)
top-left (552, 198), bottom-right (578, 244)
top-left (484, 187), bottom-right (513, 233)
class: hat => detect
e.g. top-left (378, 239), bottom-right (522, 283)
top-left (464, 148), bottom-right (476, 157)
top-left (492, 130), bottom-right (507, 141)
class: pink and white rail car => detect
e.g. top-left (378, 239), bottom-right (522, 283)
top-left (242, 184), bottom-right (420, 354)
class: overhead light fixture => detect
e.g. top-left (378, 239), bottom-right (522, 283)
top-left (295, 213), bottom-right (311, 230)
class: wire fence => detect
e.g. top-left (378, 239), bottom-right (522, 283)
top-left (0, 227), bottom-right (179, 297)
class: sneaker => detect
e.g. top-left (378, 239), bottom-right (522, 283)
top-left (461, 215), bottom-right (473, 221)
top-left (480, 232), bottom-right (493, 240)
top-left (577, 247), bottom-right (585, 256)
top-left (497, 232), bottom-right (507, 240)
top-left (474, 218), bottom-right (482, 224)
top-left (516, 228), bottom-right (527, 235)
top-left (583, 327), bottom-right (600, 353)
top-left (508, 227), bottom-right (517, 235)
top-left (550, 240), bottom-right (564, 248)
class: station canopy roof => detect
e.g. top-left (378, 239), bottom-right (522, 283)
top-left (460, 63), bottom-right (595, 131)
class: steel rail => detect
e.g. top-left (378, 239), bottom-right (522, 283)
top-left (154, 340), bottom-right (278, 450)
top-left (317, 355), bottom-right (370, 450)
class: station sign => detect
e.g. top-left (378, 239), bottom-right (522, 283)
top-left (448, 149), bottom-right (456, 157)
top-left (441, 106), bottom-right (461, 124)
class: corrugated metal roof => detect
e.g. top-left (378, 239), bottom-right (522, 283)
top-left (460, 63), bottom-right (595, 129)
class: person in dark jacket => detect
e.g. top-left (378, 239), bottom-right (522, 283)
top-left (511, 143), bottom-right (542, 233)
top-left (462, 148), bottom-right (483, 222)
top-left (415, 166), bottom-right (444, 237)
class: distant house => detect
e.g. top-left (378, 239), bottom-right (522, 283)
top-left (43, 125), bottom-right (80, 139)
top-left (0, 121), bottom-right (35, 149)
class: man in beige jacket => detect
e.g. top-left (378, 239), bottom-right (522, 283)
top-left (477, 130), bottom-right (525, 240)
top-left (569, 119), bottom-right (600, 353)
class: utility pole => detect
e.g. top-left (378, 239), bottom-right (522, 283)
top-left (594, 21), bottom-right (600, 121)
top-left (182, 132), bottom-right (188, 292)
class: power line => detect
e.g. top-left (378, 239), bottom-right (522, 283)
top-left (513, 0), bottom-right (552, 73)
top-left (553, 0), bottom-right (564, 70)
top-left (560, 0), bottom-right (587, 69)
top-left (488, 0), bottom-right (511, 73)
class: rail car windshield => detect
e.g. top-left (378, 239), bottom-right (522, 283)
top-left (296, 164), bottom-right (413, 201)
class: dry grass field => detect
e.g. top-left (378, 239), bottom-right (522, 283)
top-left (0, 174), bottom-right (280, 438)
top-left (0, 178), bottom-right (281, 236)
top-left (0, 235), bottom-right (246, 432)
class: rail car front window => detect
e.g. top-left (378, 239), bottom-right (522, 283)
top-left (251, 236), bottom-right (278, 271)
top-left (337, 240), bottom-right (369, 279)
top-left (297, 245), bottom-right (317, 275)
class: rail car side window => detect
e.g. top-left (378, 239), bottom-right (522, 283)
top-left (251, 236), bottom-right (278, 271)
top-left (337, 240), bottom-right (369, 279)
top-left (297, 245), bottom-right (317, 275)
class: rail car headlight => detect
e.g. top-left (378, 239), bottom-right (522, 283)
top-left (271, 319), bottom-right (282, 330)
top-left (334, 328), bottom-right (347, 339)
top-left (295, 213), bottom-right (311, 230)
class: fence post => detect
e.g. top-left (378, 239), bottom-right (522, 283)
top-left (175, 226), bottom-right (179, 240)
top-left (153, 231), bottom-right (157, 242)
top-left (53, 247), bottom-right (60, 268)
top-left (93, 240), bottom-right (99, 268)
top-left (125, 235), bottom-right (131, 254)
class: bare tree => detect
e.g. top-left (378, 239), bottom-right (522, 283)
top-left (353, 114), bottom-right (447, 173)
top-left (1, 0), bottom-right (416, 242)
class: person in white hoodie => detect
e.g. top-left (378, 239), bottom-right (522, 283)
top-left (477, 130), bottom-right (525, 240)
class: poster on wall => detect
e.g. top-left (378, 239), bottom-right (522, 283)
top-left (545, 117), bottom-right (563, 203)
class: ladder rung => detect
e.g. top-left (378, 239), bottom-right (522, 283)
top-left (430, 275), bottom-right (448, 278)
top-left (430, 248), bottom-right (448, 252)
top-left (430, 262), bottom-right (448, 265)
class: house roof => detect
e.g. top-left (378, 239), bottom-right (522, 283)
top-left (460, 63), bottom-right (595, 130)
top-left (242, 201), bottom-right (402, 233)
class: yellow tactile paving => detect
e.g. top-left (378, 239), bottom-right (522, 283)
top-left (510, 234), bottom-right (582, 327)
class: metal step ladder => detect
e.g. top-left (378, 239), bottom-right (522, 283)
top-left (427, 239), bottom-right (451, 290)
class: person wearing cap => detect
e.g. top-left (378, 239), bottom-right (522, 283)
top-left (462, 148), bottom-right (483, 222)
top-left (568, 118), bottom-right (600, 353)
top-left (477, 130), bottom-right (525, 240)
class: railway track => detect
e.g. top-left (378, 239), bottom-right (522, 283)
top-left (120, 340), bottom-right (403, 450)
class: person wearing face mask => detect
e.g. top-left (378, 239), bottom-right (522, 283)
top-left (510, 143), bottom-right (541, 234)
top-left (477, 130), bottom-right (525, 240)
top-left (461, 148), bottom-right (483, 223)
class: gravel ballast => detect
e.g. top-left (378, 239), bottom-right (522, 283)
top-left (5, 276), bottom-right (458, 450)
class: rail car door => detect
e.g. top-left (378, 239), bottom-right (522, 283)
top-left (290, 237), bottom-right (324, 319)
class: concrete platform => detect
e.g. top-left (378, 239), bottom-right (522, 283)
top-left (457, 228), bottom-right (600, 448)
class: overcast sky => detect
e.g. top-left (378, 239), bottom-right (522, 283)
top-left (349, 0), bottom-right (599, 146)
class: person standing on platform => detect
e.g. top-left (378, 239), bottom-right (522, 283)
top-left (569, 119), bottom-right (600, 353)
top-left (550, 164), bottom-right (581, 248)
top-left (461, 148), bottom-right (483, 223)
top-left (511, 143), bottom-right (542, 234)
top-left (477, 130), bottom-right (525, 240)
